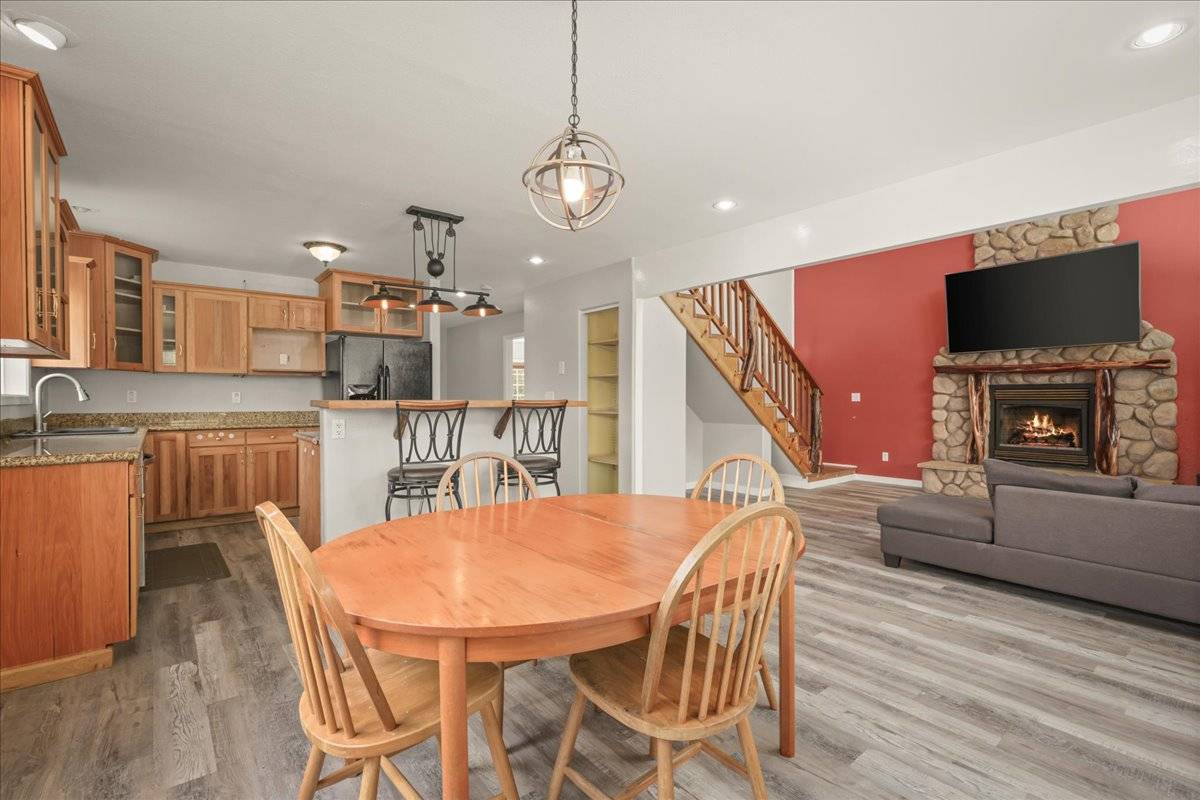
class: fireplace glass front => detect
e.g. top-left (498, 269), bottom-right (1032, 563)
top-left (989, 384), bottom-right (1093, 469)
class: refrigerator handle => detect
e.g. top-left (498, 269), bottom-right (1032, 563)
top-left (382, 364), bottom-right (392, 400)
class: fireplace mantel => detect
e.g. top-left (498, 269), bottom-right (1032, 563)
top-left (933, 357), bottom-right (1170, 375)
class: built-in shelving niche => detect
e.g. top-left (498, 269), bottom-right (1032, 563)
top-left (585, 306), bottom-right (620, 493)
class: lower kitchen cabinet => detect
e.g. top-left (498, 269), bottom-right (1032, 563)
top-left (145, 431), bottom-right (188, 523)
top-left (298, 437), bottom-right (321, 550)
top-left (248, 442), bottom-right (298, 509)
top-left (0, 460), bottom-right (138, 686)
top-left (189, 444), bottom-right (248, 518)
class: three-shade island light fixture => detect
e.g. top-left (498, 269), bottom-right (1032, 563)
top-left (362, 206), bottom-right (502, 318)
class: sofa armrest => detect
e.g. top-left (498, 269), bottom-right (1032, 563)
top-left (993, 485), bottom-right (1200, 582)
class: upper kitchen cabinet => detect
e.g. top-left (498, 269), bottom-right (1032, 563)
top-left (0, 63), bottom-right (68, 358)
top-left (152, 284), bottom-right (186, 372)
top-left (68, 231), bottom-right (158, 371)
top-left (185, 289), bottom-right (247, 374)
top-left (317, 268), bottom-right (423, 337)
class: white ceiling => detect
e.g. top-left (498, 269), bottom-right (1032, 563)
top-left (2, 1), bottom-right (1197, 319)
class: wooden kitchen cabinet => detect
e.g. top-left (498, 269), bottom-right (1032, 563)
top-left (152, 285), bottom-right (186, 372)
top-left (145, 432), bottom-right (188, 523)
top-left (31, 255), bottom-right (93, 369)
top-left (0, 63), bottom-right (68, 358)
top-left (298, 436), bottom-right (321, 549)
top-left (248, 295), bottom-right (289, 329)
top-left (248, 442), bottom-right (299, 509)
top-left (185, 289), bottom-right (247, 374)
top-left (288, 298), bottom-right (326, 332)
top-left (66, 231), bottom-right (157, 371)
top-left (317, 268), bottom-right (422, 337)
top-left (189, 443), bottom-right (248, 518)
top-left (0, 460), bottom-right (136, 687)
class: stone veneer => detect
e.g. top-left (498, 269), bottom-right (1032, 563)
top-left (923, 204), bottom-right (1179, 497)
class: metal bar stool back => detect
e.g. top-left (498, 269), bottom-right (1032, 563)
top-left (386, 400), bottom-right (468, 518)
top-left (509, 399), bottom-right (568, 495)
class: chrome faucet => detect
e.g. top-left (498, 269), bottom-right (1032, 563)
top-left (33, 372), bottom-right (90, 434)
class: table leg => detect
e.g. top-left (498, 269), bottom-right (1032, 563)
top-left (438, 637), bottom-right (470, 799)
top-left (779, 562), bottom-right (796, 757)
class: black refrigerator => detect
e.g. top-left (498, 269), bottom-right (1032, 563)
top-left (323, 335), bottom-right (432, 401)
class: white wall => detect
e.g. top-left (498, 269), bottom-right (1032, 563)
top-left (440, 312), bottom-right (524, 399)
top-left (632, 296), bottom-right (686, 496)
top-left (685, 405), bottom-right (703, 484)
top-left (524, 259), bottom-right (634, 494)
top-left (154, 260), bottom-right (318, 296)
top-left (634, 97), bottom-right (1200, 298)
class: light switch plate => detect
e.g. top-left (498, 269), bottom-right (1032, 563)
top-left (126, 390), bottom-right (137, 404)
top-left (331, 419), bottom-right (346, 440)
top-left (558, 360), bottom-right (566, 375)
top-left (278, 353), bottom-right (289, 366)
top-left (881, 451), bottom-right (889, 462)
top-left (231, 391), bottom-right (242, 404)
top-left (850, 392), bottom-right (861, 402)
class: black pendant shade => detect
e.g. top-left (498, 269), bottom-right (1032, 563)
top-left (416, 289), bottom-right (457, 314)
top-left (362, 284), bottom-right (411, 311)
top-left (463, 295), bottom-right (502, 317)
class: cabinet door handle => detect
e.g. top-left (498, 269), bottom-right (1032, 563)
top-left (90, 331), bottom-right (96, 350)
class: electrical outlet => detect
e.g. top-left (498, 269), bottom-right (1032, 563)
top-left (126, 390), bottom-right (137, 404)
top-left (231, 391), bottom-right (242, 404)
top-left (278, 353), bottom-right (289, 366)
top-left (331, 418), bottom-right (346, 440)
top-left (881, 451), bottom-right (890, 462)
top-left (557, 360), bottom-right (566, 376)
top-left (850, 392), bottom-right (861, 402)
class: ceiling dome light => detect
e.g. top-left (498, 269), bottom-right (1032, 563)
top-left (1132, 21), bottom-right (1186, 48)
top-left (416, 289), bottom-right (457, 314)
top-left (523, 1), bottom-right (625, 231)
top-left (14, 19), bottom-right (68, 50)
top-left (304, 241), bottom-right (346, 266)
top-left (712, 199), bottom-right (738, 212)
top-left (527, 255), bottom-right (545, 265)
top-left (463, 295), bottom-right (503, 317)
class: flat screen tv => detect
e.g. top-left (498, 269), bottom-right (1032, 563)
top-left (945, 241), bottom-right (1140, 354)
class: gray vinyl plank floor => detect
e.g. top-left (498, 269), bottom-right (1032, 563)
top-left (1, 483), bottom-right (1197, 799)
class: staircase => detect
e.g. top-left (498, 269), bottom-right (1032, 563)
top-left (664, 280), bottom-right (839, 479)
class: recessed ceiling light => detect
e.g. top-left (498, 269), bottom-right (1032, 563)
top-left (527, 255), bottom-right (545, 265)
top-left (14, 18), bottom-right (68, 50)
top-left (712, 199), bottom-right (738, 212)
top-left (1131, 21), bottom-right (1186, 49)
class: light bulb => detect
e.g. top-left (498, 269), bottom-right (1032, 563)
top-left (15, 20), bottom-right (66, 50)
top-left (1132, 22), bottom-right (1185, 48)
top-left (561, 144), bottom-right (586, 203)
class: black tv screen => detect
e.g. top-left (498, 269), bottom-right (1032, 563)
top-left (945, 241), bottom-right (1140, 354)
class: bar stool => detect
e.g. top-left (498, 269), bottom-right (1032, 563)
top-left (385, 400), bottom-right (468, 519)
top-left (509, 399), bottom-right (568, 495)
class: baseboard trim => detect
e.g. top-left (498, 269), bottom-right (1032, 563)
top-left (786, 472), bottom-right (922, 490)
top-left (0, 647), bottom-right (113, 693)
top-left (851, 473), bottom-right (923, 488)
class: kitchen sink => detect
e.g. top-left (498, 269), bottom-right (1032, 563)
top-left (9, 426), bottom-right (139, 438)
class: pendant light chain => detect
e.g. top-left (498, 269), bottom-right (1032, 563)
top-left (568, 0), bottom-right (580, 129)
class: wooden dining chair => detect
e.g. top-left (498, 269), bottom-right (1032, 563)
top-left (255, 502), bottom-right (520, 800)
top-left (692, 454), bottom-right (785, 712)
top-left (433, 451), bottom-right (539, 511)
top-left (548, 501), bottom-right (803, 800)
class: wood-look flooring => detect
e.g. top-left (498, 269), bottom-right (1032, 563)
top-left (1, 481), bottom-right (1197, 799)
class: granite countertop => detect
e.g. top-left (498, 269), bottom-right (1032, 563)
top-left (295, 430), bottom-right (320, 444)
top-left (43, 410), bottom-right (319, 432)
top-left (0, 428), bottom-right (148, 468)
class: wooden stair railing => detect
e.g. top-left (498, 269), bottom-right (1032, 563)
top-left (663, 280), bottom-right (823, 476)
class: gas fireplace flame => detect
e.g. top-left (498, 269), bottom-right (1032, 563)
top-left (1009, 409), bottom-right (1080, 448)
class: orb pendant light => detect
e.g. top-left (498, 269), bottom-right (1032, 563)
top-left (522, 0), bottom-right (624, 231)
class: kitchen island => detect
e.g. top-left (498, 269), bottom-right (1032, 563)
top-left (310, 399), bottom-right (587, 543)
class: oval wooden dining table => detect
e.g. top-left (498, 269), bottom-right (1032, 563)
top-left (314, 493), bottom-right (803, 799)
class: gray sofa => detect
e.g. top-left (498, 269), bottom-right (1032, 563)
top-left (877, 459), bottom-right (1200, 624)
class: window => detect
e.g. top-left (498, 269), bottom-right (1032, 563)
top-left (0, 357), bottom-right (32, 403)
top-left (505, 336), bottom-right (525, 400)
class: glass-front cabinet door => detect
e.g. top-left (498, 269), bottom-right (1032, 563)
top-left (46, 150), bottom-right (62, 353)
top-left (28, 109), bottom-right (48, 347)
top-left (153, 286), bottom-right (186, 372)
top-left (107, 242), bottom-right (153, 371)
top-left (331, 273), bottom-right (380, 333)
top-left (380, 284), bottom-right (423, 337)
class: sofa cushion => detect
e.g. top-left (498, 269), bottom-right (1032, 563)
top-left (993, 485), bottom-right (1200, 582)
top-left (876, 494), bottom-right (994, 543)
top-left (982, 458), bottom-right (1134, 501)
top-left (1134, 482), bottom-right (1200, 506)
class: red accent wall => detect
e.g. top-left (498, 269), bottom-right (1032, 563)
top-left (794, 187), bottom-right (1199, 483)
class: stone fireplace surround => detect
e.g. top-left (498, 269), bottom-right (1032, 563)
top-left (921, 204), bottom-right (1179, 498)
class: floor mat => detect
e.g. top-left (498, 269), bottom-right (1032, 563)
top-left (143, 542), bottom-right (231, 591)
